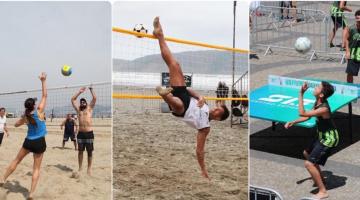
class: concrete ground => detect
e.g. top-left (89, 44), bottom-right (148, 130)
top-left (250, 50), bottom-right (360, 199)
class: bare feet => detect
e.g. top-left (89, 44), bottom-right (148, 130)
top-left (27, 193), bottom-right (34, 200)
top-left (71, 172), bottom-right (80, 179)
top-left (153, 16), bottom-right (164, 38)
top-left (313, 191), bottom-right (329, 199)
top-left (156, 86), bottom-right (173, 96)
top-left (87, 169), bottom-right (92, 176)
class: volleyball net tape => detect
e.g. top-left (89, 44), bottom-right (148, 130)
top-left (0, 82), bottom-right (111, 120)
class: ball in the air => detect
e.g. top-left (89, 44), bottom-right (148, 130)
top-left (294, 37), bottom-right (312, 54)
top-left (133, 24), bottom-right (148, 38)
top-left (61, 65), bottom-right (72, 76)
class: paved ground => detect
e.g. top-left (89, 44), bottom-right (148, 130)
top-left (249, 50), bottom-right (360, 199)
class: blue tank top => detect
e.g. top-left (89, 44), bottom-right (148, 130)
top-left (26, 111), bottom-right (47, 140)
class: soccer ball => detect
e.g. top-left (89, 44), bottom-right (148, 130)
top-left (133, 24), bottom-right (148, 38)
top-left (294, 37), bottom-right (312, 54)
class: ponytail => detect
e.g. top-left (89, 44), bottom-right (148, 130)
top-left (24, 98), bottom-right (37, 127)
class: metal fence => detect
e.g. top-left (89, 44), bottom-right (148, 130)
top-left (250, 185), bottom-right (283, 200)
top-left (231, 71), bottom-right (248, 127)
top-left (0, 82), bottom-right (112, 120)
top-left (250, 2), bottom-right (360, 63)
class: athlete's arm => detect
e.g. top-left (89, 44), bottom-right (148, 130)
top-left (74, 121), bottom-right (78, 134)
top-left (284, 116), bottom-right (310, 129)
top-left (340, 1), bottom-right (352, 12)
top-left (298, 82), bottom-right (328, 117)
top-left (196, 127), bottom-right (210, 180)
top-left (187, 88), bottom-right (205, 107)
top-left (89, 87), bottom-right (97, 109)
top-left (14, 117), bottom-right (26, 127)
top-left (60, 120), bottom-right (66, 130)
top-left (71, 87), bottom-right (85, 112)
top-left (37, 72), bottom-right (47, 113)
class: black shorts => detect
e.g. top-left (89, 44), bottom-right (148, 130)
top-left (346, 59), bottom-right (360, 76)
top-left (170, 86), bottom-right (191, 117)
top-left (23, 137), bottom-right (47, 154)
top-left (0, 132), bottom-right (4, 145)
top-left (77, 131), bottom-right (94, 152)
top-left (305, 140), bottom-right (332, 166)
top-left (331, 15), bottom-right (346, 29)
top-left (64, 132), bottom-right (76, 142)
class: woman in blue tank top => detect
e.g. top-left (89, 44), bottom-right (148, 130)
top-left (0, 72), bottom-right (47, 199)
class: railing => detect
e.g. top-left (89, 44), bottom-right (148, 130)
top-left (250, 3), bottom-right (359, 63)
top-left (250, 185), bottom-right (283, 200)
top-left (231, 71), bottom-right (248, 127)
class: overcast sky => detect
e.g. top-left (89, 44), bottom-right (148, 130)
top-left (0, 1), bottom-right (111, 93)
top-left (113, 1), bottom-right (249, 59)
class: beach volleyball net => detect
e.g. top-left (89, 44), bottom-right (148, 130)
top-left (0, 82), bottom-right (112, 122)
top-left (113, 27), bottom-right (249, 123)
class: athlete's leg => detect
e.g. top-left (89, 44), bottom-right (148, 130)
top-left (87, 149), bottom-right (93, 176)
top-left (28, 153), bottom-right (44, 199)
top-left (153, 17), bottom-right (186, 114)
top-left (153, 17), bottom-right (185, 87)
top-left (1, 148), bottom-right (30, 184)
top-left (78, 151), bottom-right (84, 172)
top-left (304, 161), bottom-right (328, 199)
top-left (347, 73), bottom-right (353, 83)
top-left (156, 87), bottom-right (184, 114)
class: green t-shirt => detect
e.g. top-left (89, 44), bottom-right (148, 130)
top-left (330, 1), bottom-right (345, 17)
top-left (315, 102), bottom-right (339, 148)
top-left (349, 24), bottom-right (360, 61)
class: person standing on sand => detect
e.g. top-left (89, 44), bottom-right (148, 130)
top-left (0, 72), bottom-right (48, 200)
top-left (71, 86), bottom-right (96, 176)
top-left (0, 108), bottom-right (9, 146)
top-left (60, 113), bottom-right (78, 150)
top-left (153, 17), bottom-right (230, 180)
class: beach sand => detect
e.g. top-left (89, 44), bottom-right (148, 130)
top-left (0, 118), bottom-right (111, 200)
top-left (113, 93), bottom-right (248, 200)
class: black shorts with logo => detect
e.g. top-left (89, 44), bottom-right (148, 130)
top-left (346, 59), bottom-right (360, 76)
top-left (77, 131), bottom-right (94, 152)
top-left (170, 86), bottom-right (191, 117)
top-left (305, 140), bottom-right (332, 166)
top-left (23, 137), bottom-right (47, 154)
top-left (331, 15), bottom-right (346, 29)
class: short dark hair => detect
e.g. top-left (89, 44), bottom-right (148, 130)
top-left (321, 81), bottom-right (335, 100)
top-left (355, 9), bottom-right (360, 17)
top-left (220, 105), bottom-right (230, 121)
top-left (0, 107), bottom-right (5, 112)
top-left (80, 98), bottom-right (87, 102)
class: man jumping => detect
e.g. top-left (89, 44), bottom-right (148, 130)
top-left (71, 86), bottom-right (96, 176)
top-left (153, 17), bottom-right (230, 179)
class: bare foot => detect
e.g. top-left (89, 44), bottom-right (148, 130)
top-left (27, 194), bottom-right (34, 200)
top-left (156, 86), bottom-right (173, 96)
top-left (87, 169), bottom-right (92, 176)
top-left (313, 191), bottom-right (329, 199)
top-left (71, 172), bottom-right (80, 179)
top-left (153, 16), bottom-right (164, 38)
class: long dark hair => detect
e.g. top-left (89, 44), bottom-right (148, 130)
top-left (24, 98), bottom-right (37, 127)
